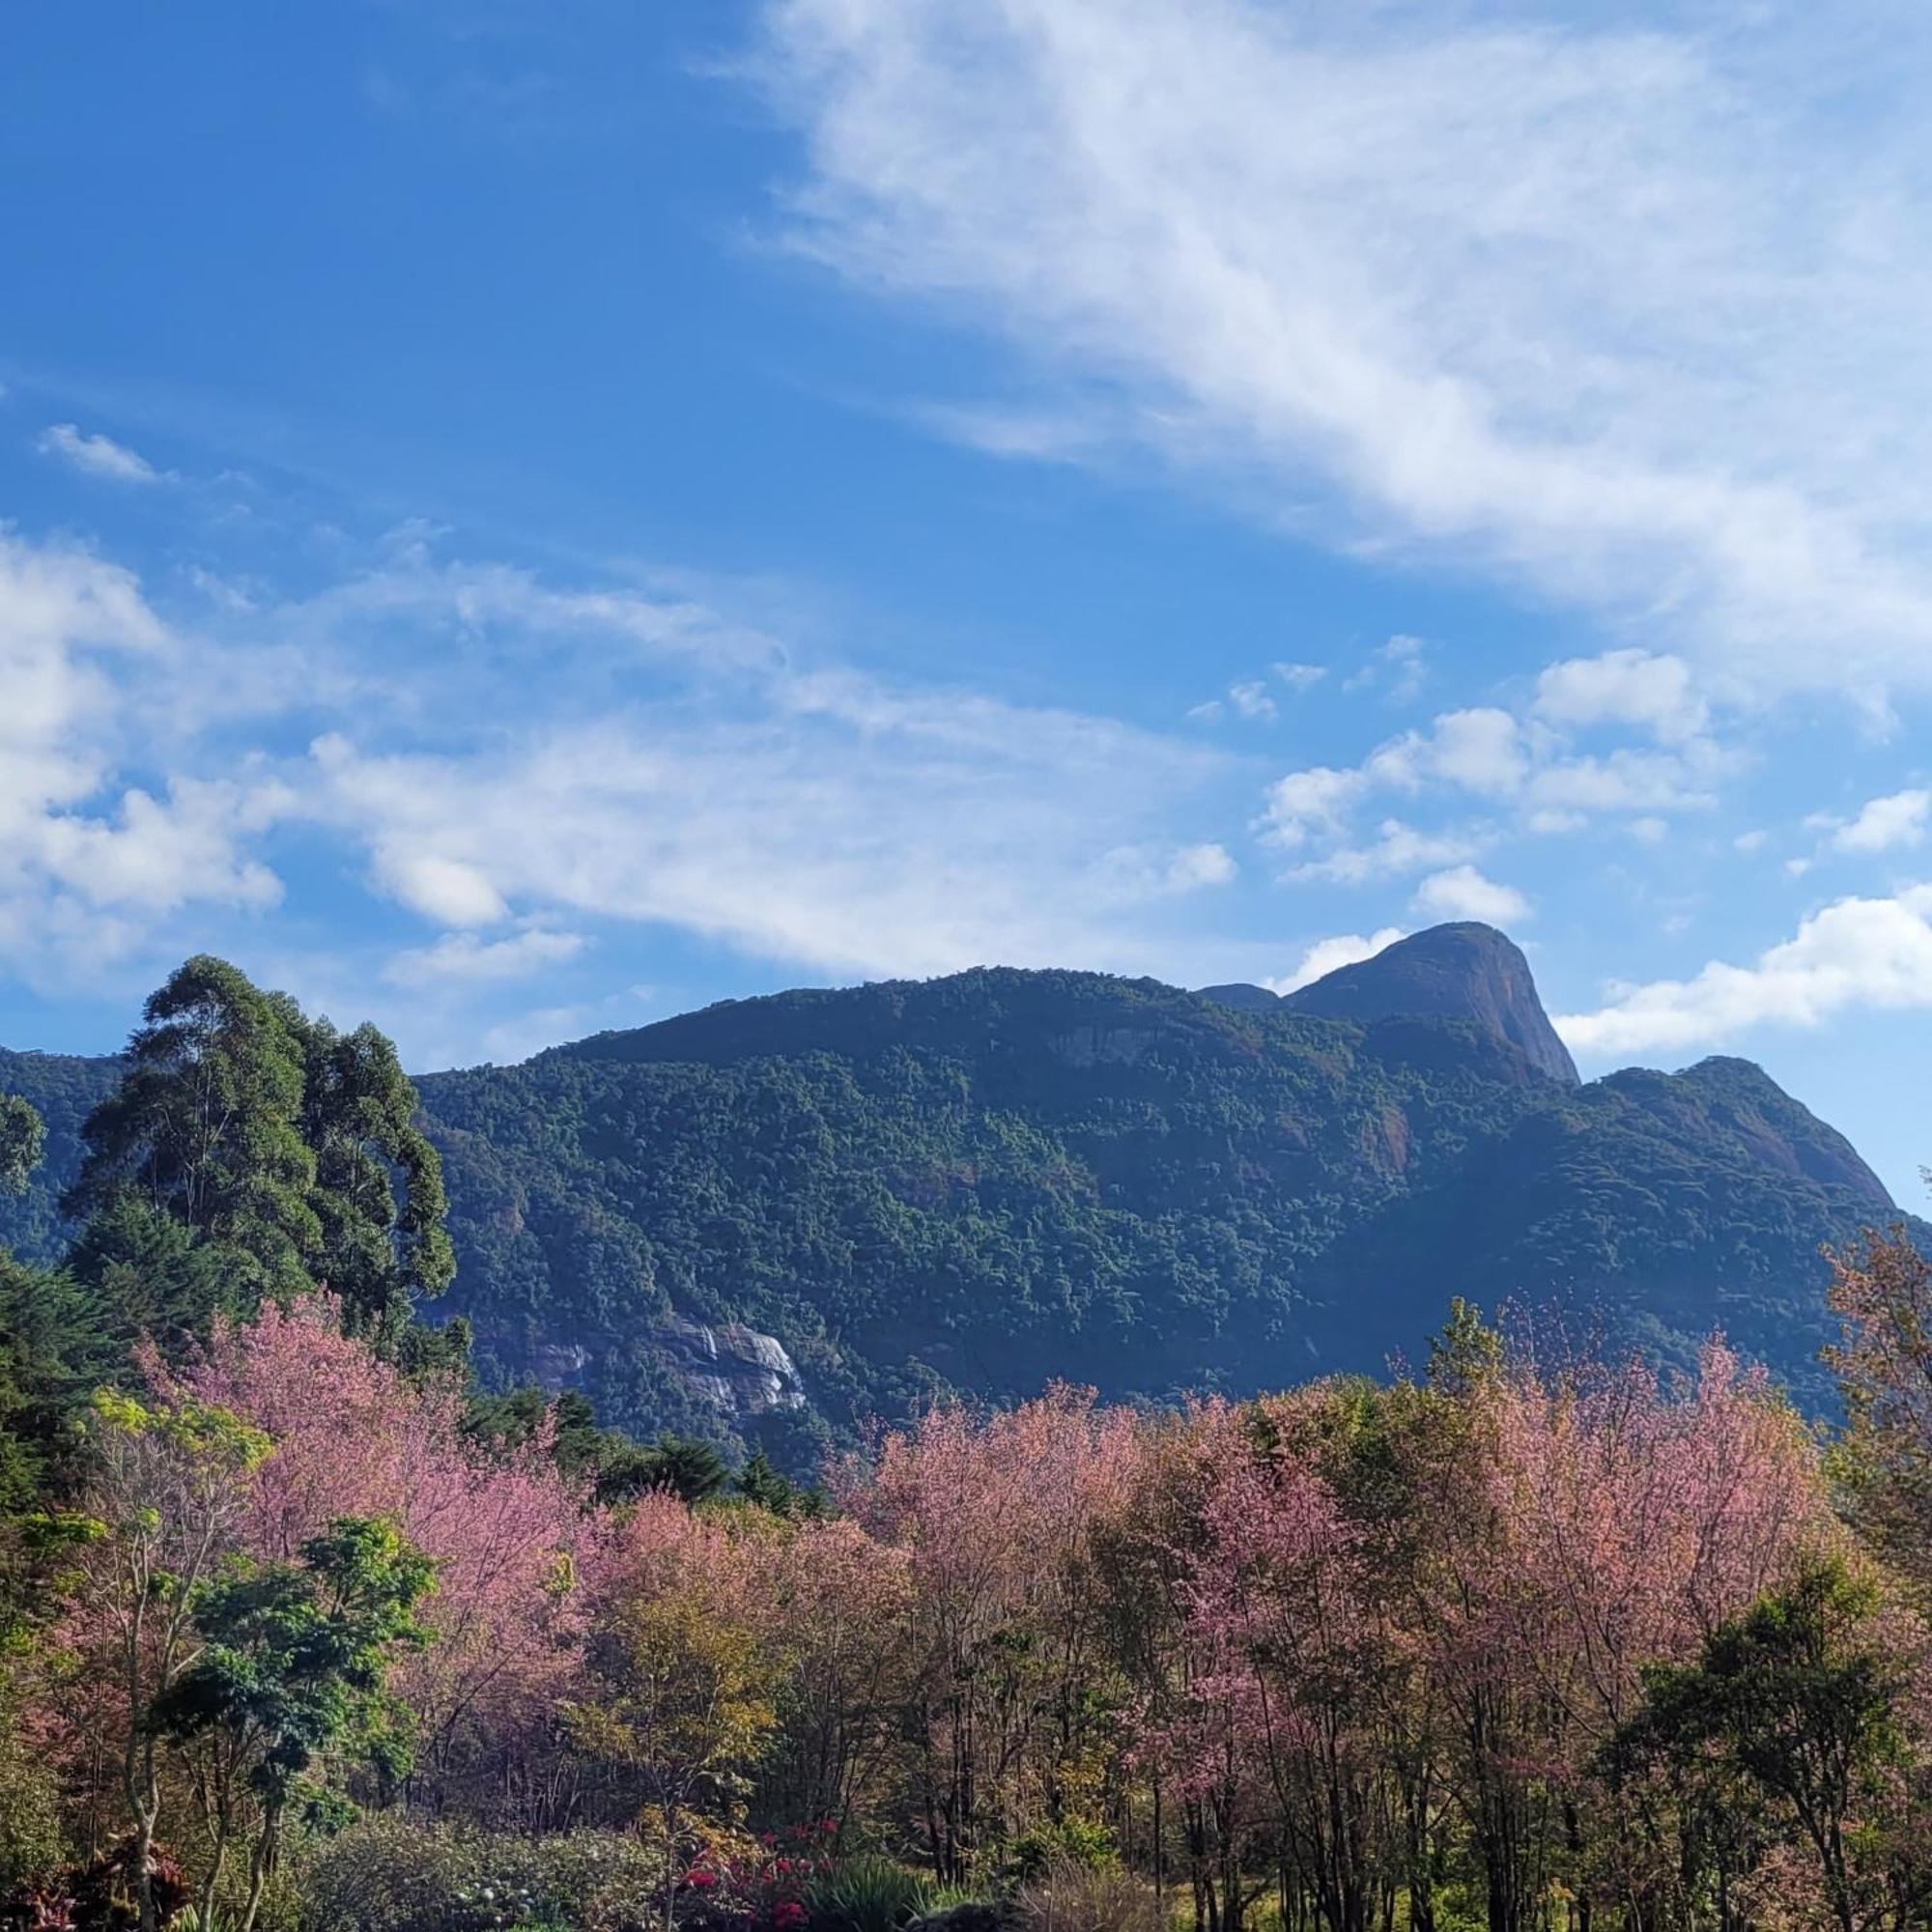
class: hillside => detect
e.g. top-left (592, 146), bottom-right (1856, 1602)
top-left (1, 928), bottom-right (1908, 1457)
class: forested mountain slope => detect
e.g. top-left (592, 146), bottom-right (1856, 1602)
top-left (2, 926), bottom-right (1909, 1457)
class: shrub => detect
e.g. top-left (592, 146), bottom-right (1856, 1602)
top-left (0, 1724), bottom-right (64, 1897)
top-left (299, 1818), bottom-right (668, 1932)
top-left (806, 1856), bottom-right (935, 1932)
top-left (1011, 1860), bottom-right (1162, 1932)
top-left (906, 1907), bottom-right (1011, 1932)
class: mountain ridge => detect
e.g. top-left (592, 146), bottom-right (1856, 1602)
top-left (0, 928), bottom-right (1909, 1457)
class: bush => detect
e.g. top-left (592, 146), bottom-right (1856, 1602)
top-left (298, 1818), bottom-right (669, 1932)
top-left (906, 1908), bottom-right (1011, 1932)
top-left (806, 1856), bottom-right (936, 1932)
top-left (0, 1726), bottom-right (64, 1897)
top-left (1011, 1861), bottom-right (1162, 1932)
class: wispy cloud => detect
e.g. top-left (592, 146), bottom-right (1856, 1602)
top-left (755, 0), bottom-right (1932, 697)
top-left (0, 518), bottom-right (1244, 1001)
top-left (36, 423), bottom-right (168, 485)
top-left (387, 926), bottom-right (585, 986)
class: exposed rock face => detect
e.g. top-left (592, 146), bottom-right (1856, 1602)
top-left (1280, 923), bottom-right (1580, 1086)
top-left (1050, 1024), bottom-right (1161, 1067)
top-left (659, 1317), bottom-right (807, 1418)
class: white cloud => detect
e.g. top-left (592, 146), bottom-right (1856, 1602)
top-left (1555, 887), bottom-right (1932, 1057)
top-left (1426, 707), bottom-right (1528, 797)
top-left (1264, 925), bottom-right (1405, 994)
top-left (1831, 787), bottom-right (1931, 854)
top-left (1344, 634), bottom-right (1428, 702)
top-left (1228, 678), bottom-right (1276, 720)
top-left (0, 528), bottom-right (284, 973)
top-left (1412, 865), bottom-right (1532, 925)
top-left (1096, 840), bottom-right (1238, 896)
top-left (757, 0), bottom-right (1932, 696)
top-left (1533, 650), bottom-right (1708, 744)
top-left (305, 683), bottom-right (1232, 981)
top-left (0, 522), bottom-right (1253, 1003)
top-left (1274, 661), bottom-right (1325, 691)
top-left (387, 926), bottom-right (584, 987)
top-left (1287, 818), bottom-right (1482, 885)
top-left (1165, 841), bottom-right (1237, 890)
top-left (37, 423), bottom-right (166, 485)
top-left (368, 845), bottom-right (511, 927)
top-left (1260, 667), bottom-right (1732, 883)
top-left (1260, 764), bottom-right (1369, 848)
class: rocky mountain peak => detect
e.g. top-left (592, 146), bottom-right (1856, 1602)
top-left (1203, 923), bottom-right (1580, 1087)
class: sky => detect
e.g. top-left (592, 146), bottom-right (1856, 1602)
top-left (4, 0), bottom-right (1932, 1204)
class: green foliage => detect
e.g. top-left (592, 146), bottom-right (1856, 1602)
top-left (0, 1703), bottom-right (65, 1896)
top-left (1607, 1556), bottom-right (1921, 1928)
top-left (731, 1450), bottom-right (823, 1520)
top-left (153, 1516), bottom-right (434, 1932)
top-left (63, 955), bottom-right (320, 1309)
top-left (0, 1096), bottom-right (43, 1200)
top-left (0, 1254), bottom-right (112, 1515)
top-left (295, 1818), bottom-right (669, 1932)
top-left (51, 955), bottom-right (452, 1348)
top-left (601, 1434), bottom-right (730, 1508)
top-left (156, 1515), bottom-right (434, 1797)
top-left (293, 1012), bottom-right (456, 1343)
top-left (807, 1855), bottom-right (939, 1932)
top-left (412, 970), bottom-right (1905, 1449)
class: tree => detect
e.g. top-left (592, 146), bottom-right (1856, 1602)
top-left (64, 957), bottom-right (455, 1342)
top-left (170, 1294), bottom-right (589, 1813)
top-left (564, 1582), bottom-right (779, 1931)
top-left (733, 1449), bottom-right (824, 1520)
top-left (154, 1515), bottom-right (434, 1932)
top-left (0, 1255), bottom-right (111, 1513)
top-left (1827, 1226), bottom-right (1932, 1581)
top-left (0, 1094), bottom-right (43, 1201)
top-left (1607, 1558), bottom-right (1927, 1932)
top-left (64, 957), bottom-right (319, 1316)
top-left (596, 1433), bottom-right (730, 1508)
top-left (291, 1013), bottom-right (454, 1339)
top-left (65, 1387), bottom-right (270, 1932)
top-left (1173, 1397), bottom-right (1389, 1932)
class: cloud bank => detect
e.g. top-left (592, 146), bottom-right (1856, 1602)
top-left (757, 0), bottom-right (1932, 696)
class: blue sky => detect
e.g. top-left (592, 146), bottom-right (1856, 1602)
top-left (4, 0), bottom-right (1932, 1203)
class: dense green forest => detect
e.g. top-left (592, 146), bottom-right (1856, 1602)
top-left (4, 931), bottom-right (1913, 1462)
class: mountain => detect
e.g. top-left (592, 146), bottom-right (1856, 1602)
top-left (1, 927), bottom-right (1909, 1460)
top-left (1201, 923), bottom-right (1581, 1085)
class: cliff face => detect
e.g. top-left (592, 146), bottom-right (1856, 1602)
top-left (1276, 923), bottom-right (1580, 1086)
